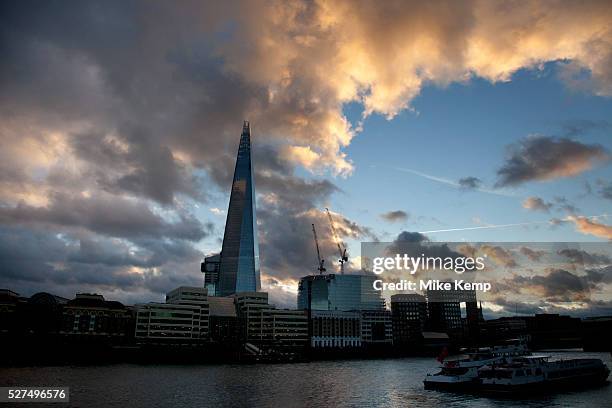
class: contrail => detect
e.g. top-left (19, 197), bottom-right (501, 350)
top-left (419, 214), bottom-right (609, 234)
top-left (371, 164), bottom-right (514, 197)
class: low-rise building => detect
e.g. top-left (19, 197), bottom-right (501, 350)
top-left (310, 310), bottom-right (361, 349)
top-left (135, 286), bottom-right (210, 344)
top-left (269, 309), bottom-right (308, 351)
top-left (360, 310), bottom-right (392, 345)
top-left (234, 292), bottom-right (308, 353)
top-left (208, 296), bottom-right (238, 344)
top-left (61, 293), bottom-right (132, 340)
top-left (166, 286), bottom-right (210, 338)
top-left (135, 302), bottom-right (205, 344)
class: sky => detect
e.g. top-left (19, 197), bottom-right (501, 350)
top-left (0, 0), bottom-right (611, 316)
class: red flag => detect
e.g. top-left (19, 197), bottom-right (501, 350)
top-left (436, 346), bottom-right (449, 363)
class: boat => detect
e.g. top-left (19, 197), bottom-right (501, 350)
top-left (478, 355), bottom-right (610, 394)
top-left (423, 341), bottom-right (530, 391)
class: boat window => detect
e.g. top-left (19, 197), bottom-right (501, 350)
top-left (535, 368), bottom-right (542, 375)
top-left (515, 370), bottom-right (524, 376)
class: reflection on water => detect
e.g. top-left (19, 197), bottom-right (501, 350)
top-left (1, 351), bottom-right (610, 407)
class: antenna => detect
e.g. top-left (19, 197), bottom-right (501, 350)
top-left (312, 224), bottom-right (326, 275)
top-left (325, 208), bottom-right (348, 274)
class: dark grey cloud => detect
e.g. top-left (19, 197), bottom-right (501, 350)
top-left (584, 266), bottom-right (612, 285)
top-left (510, 269), bottom-right (590, 301)
top-left (0, 192), bottom-right (211, 241)
top-left (485, 296), bottom-right (612, 319)
top-left (70, 132), bottom-right (206, 205)
top-left (488, 297), bottom-right (547, 316)
top-left (383, 231), bottom-right (466, 268)
top-left (257, 168), bottom-right (374, 281)
top-left (0, 225), bottom-right (203, 300)
top-left (496, 136), bottom-right (608, 187)
top-left (394, 231), bottom-right (428, 243)
top-left (458, 176), bottom-right (482, 190)
top-left (502, 267), bottom-right (612, 302)
top-left (380, 210), bottom-right (409, 223)
top-left (558, 248), bottom-right (611, 265)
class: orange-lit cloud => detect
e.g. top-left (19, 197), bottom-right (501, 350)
top-left (568, 216), bottom-right (612, 240)
top-left (216, 0), bottom-right (612, 174)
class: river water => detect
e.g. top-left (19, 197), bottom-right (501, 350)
top-left (2, 351), bottom-right (610, 407)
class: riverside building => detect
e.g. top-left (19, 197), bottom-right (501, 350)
top-left (135, 287), bottom-right (210, 344)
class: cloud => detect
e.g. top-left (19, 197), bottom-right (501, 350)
top-left (596, 179), bottom-right (612, 201)
top-left (0, 192), bottom-right (210, 241)
top-left (558, 248), bottom-right (611, 265)
top-left (2, 0), bottom-right (612, 304)
top-left (479, 245), bottom-right (518, 268)
top-left (520, 247), bottom-right (546, 262)
top-left (561, 119), bottom-right (610, 138)
top-left (458, 176), bottom-right (482, 190)
top-left (522, 196), bottom-right (553, 212)
top-left (0, 225), bottom-right (204, 300)
top-left (381, 231), bottom-right (467, 272)
top-left (488, 297), bottom-right (547, 316)
top-left (380, 210), bottom-right (409, 223)
top-left (209, 207), bottom-right (225, 216)
top-left (567, 216), bottom-right (612, 240)
top-left (496, 136), bottom-right (609, 187)
top-left (512, 269), bottom-right (591, 301)
top-left (553, 196), bottom-right (580, 215)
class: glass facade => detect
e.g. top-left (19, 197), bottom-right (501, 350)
top-left (297, 274), bottom-right (385, 311)
top-left (218, 121), bottom-right (261, 296)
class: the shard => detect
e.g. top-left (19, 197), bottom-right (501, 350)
top-left (217, 121), bottom-right (261, 296)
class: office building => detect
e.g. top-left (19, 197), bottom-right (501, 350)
top-left (166, 286), bottom-right (210, 336)
top-left (297, 274), bottom-right (385, 311)
top-left (391, 293), bottom-right (427, 346)
top-left (310, 310), bottom-right (361, 348)
top-left (426, 287), bottom-right (478, 333)
top-left (234, 292), bottom-right (271, 343)
top-left (360, 310), bottom-right (393, 345)
top-left (208, 296), bottom-right (238, 344)
top-left (134, 302), bottom-right (206, 344)
top-left (234, 292), bottom-right (308, 353)
top-left (135, 286), bottom-right (210, 343)
top-left (269, 309), bottom-right (308, 351)
top-left (217, 121), bottom-right (261, 296)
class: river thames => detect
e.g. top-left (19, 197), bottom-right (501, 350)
top-left (2, 351), bottom-right (610, 407)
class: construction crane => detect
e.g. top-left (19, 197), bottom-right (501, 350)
top-left (325, 208), bottom-right (348, 274)
top-left (311, 224), bottom-right (326, 275)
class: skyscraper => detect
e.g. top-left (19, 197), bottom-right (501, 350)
top-left (217, 121), bottom-right (261, 296)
